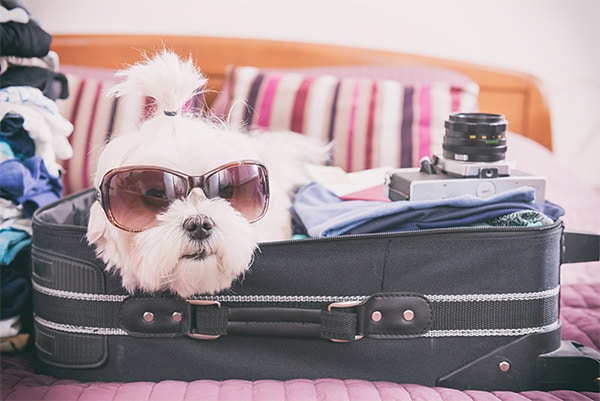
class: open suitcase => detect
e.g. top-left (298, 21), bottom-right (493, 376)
top-left (30, 188), bottom-right (600, 391)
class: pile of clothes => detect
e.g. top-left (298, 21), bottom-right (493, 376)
top-left (0, 0), bottom-right (73, 352)
top-left (291, 182), bottom-right (564, 238)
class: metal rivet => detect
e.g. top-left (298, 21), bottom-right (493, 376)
top-left (402, 309), bottom-right (415, 321)
top-left (498, 360), bottom-right (511, 372)
top-left (371, 311), bottom-right (382, 322)
top-left (143, 311), bottom-right (155, 323)
top-left (172, 311), bottom-right (182, 323)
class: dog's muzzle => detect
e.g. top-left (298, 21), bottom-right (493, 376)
top-left (183, 215), bottom-right (214, 241)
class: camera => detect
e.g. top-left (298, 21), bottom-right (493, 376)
top-left (384, 112), bottom-right (546, 204)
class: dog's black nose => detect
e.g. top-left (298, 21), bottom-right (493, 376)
top-left (183, 215), bottom-right (214, 240)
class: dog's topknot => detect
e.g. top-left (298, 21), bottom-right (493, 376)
top-left (108, 49), bottom-right (207, 118)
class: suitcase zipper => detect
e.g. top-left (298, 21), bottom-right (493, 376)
top-left (260, 219), bottom-right (563, 245)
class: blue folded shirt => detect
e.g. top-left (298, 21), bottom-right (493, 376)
top-left (0, 228), bottom-right (31, 266)
top-left (0, 157), bottom-right (63, 216)
top-left (291, 182), bottom-right (563, 237)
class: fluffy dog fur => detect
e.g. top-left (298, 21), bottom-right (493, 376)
top-left (87, 50), bottom-right (327, 297)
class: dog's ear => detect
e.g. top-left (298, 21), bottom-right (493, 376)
top-left (107, 49), bottom-right (207, 119)
top-left (86, 202), bottom-right (110, 245)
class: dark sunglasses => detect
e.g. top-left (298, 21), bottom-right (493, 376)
top-left (98, 160), bottom-right (269, 232)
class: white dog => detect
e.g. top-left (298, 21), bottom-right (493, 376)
top-left (87, 51), bottom-right (327, 297)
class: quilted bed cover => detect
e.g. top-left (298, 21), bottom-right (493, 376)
top-left (2, 135), bottom-right (599, 401)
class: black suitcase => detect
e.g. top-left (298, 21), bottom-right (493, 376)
top-left (30, 188), bottom-right (600, 391)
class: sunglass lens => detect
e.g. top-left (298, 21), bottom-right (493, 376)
top-left (204, 164), bottom-right (268, 221)
top-left (106, 170), bottom-right (187, 231)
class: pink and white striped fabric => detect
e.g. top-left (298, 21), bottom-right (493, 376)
top-left (218, 65), bottom-right (479, 172)
top-left (55, 66), bottom-right (144, 194)
top-left (54, 64), bottom-right (478, 193)
top-left (55, 66), bottom-right (205, 194)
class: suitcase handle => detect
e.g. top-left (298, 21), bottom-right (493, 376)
top-left (562, 231), bottom-right (600, 264)
top-left (185, 293), bottom-right (433, 342)
top-left (178, 290), bottom-right (559, 342)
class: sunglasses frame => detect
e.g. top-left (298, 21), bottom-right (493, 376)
top-left (98, 160), bottom-right (270, 232)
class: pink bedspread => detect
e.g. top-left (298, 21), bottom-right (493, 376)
top-left (2, 282), bottom-right (598, 401)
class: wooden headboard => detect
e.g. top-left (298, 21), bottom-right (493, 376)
top-left (51, 34), bottom-right (553, 150)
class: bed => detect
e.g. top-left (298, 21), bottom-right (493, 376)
top-left (1, 34), bottom-right (598, 401)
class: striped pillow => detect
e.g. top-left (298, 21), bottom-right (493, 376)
top-left (55, 68), bottom-right (144, 194)
top-left (219, 65), bottom-right (479, 172)
top-left (56, 66), bottom-right (205, 194)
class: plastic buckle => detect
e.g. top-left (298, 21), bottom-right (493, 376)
top-left (327, 300), bottom-right (365, 342)
top-left (186, 299), bottom-right (222, 340)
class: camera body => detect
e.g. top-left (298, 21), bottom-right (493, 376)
top-left (384, 158), bottom-right (546, 204)
top-left (384, 113), bottom-right (546, 204)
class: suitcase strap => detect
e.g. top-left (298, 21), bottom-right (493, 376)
top-left (562, 231), bottom-right (600, 264)
top-left (180, 293), bottom-right (433, 342)
top-left (33, 283), bottom-right (560, 342)
top-left (182, 291), bottom-right (559, 341)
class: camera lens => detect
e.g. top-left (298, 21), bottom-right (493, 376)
top-left (442, 113), bottom-right (507, 162)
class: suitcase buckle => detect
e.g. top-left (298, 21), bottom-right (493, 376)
top-left (327, 300), bottom-right (365, 342)
top-left (187, 299), bottom-right (222, 340)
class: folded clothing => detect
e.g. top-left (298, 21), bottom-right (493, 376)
top-left (475, 210), bottom-right (555, 228)
top-left (0, 113), bottom-right (35, 159)
top-left (0, 228), bottom-right (30, 266)
top-left (0, 333), bottom-right (29, 352)
top-left (291, 182), bottom-right (564, 237)
top-left (0, 231), bottom-right (33, 337)
top-left (0, 66), bottom-right (69, 100)
top-left (0, 86), bottom-right (74, 176)
top-left (0, 275), bottom-right (30, 319)
top-left (0, 156), bottom-right (62, 216)
top-left (0, 315), bottom-right (21, 339)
